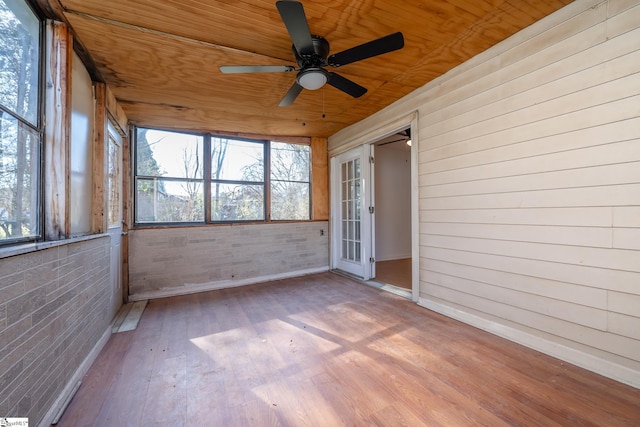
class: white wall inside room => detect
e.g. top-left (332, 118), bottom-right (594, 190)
top-left (374, 139), bottom-right (412, 261)
top-left (328, 0), bottom-right (640, 388)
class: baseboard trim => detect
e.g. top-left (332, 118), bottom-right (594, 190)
top-left (40, 326), bottom-right (112, 427)
top-left (418, 297), bottom-right (640, 390)
top-left (129, 266), bottom-right (331, 301)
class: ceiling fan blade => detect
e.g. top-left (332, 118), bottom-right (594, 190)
top-left (276, 0), bottom-right (315, 56)
top-left (328, 32), bottom-right (404, 67)
top-left (279, 82), bottom-right (304, 106)
top-left (327, 72), bottom-right (367, 98)
top-left (220, 65), bottom-right (295, 74)
top-left (377, 138), bottom-right (405, 146)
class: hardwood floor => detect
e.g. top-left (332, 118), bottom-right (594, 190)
top-left (374, 258), bottom-right (412, 290)
top-left (57, 272), bottom-right (640, 426)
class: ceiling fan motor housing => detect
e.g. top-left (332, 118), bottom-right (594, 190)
top-left (293, 35), bottom-right (330, 68)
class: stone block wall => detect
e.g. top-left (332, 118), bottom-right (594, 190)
top-left (129, 222), bottom-right (329, 299)
top-left (0, 236), bottom-right (112, 424)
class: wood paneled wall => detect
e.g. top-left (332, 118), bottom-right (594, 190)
top-left (329, 0), bottom-right (640, 387)
top-left (311, 137), bottom-right (329, 220)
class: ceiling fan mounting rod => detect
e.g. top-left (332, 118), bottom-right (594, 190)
top-left (293, 35), bottom-right (330, 68)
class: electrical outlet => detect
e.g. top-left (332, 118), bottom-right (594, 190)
top-left (320, 229), bottom-right (324, 236)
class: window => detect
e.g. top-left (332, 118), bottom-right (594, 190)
top-left (135, 128), bottom-right (204, 223)
top-left (107, 123), bottom-right (122, 227)
top-left (211, 137), bottom-right (264, 221)
top-left (0, 0), bottom-right (41, 244)
top-left (134, 128), bottom-right (311, 224)
top-left (271, 141), bottom-right (310, 220)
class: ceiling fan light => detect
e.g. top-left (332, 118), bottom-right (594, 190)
top-left (297, 68), bottom-right (328, 90)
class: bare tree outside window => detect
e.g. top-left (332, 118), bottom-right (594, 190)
top-left (0, 0), bottom-right (41, 243)
top-left (210, 136), bottom-right (229, 220)
top-left (211, 138), bottom-right (264, 221)
top-left (134, 129), bottom-right (311, 225)
top-left (107, 132), bottom-right (121, 227)
top-left (271, 142), bottom-right (310, 220)
top-left (135, 128), bottom-right (204, 223)
top-left (0, 0), bottom-right (39, 123)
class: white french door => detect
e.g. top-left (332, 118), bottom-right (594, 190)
top-left (331, 145), bottom-right (374, 279)
top-left (107, 121), bottom-right (123, 310)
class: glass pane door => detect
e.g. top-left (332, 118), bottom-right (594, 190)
top-left (332, 145), bottom-right (372, 279)
top-left (341, 158), bottom-right (361, 263)
top-left (107, 122), bottom-right (124, 311)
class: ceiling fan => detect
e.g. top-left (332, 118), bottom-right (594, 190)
top-left (219, 0), bottom-right (405, 106)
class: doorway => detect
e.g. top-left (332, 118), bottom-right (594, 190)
top-left (372, 128), bottom-right (412, 291)
top-left (331, 118), bottom-right (418, 301)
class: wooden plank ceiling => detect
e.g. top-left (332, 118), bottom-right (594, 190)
top-left (42, 0), bottom-right (572, 138)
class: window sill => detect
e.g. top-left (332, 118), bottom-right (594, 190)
top-left (131, 219), bottom-right (326, 230)
top-left (0, 234), bottom-right (107, 260)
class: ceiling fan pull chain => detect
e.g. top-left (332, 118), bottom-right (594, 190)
top-left (322, 87), bottom-right (326, 119)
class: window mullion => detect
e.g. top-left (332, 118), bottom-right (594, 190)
top-left (265, 140), bottom-right (271, 222)
top-left (204, 134), bottom-right (211, 223)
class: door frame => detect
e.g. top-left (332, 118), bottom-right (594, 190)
top-left (330, 113), bottom-right (419, 301)
top-left (330, 145), bottom-right (374, 279)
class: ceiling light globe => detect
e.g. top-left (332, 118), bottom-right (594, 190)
top-left (297, 69), bottom-right (328, 90)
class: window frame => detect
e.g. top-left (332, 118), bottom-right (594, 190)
top-left (209, 135), bottom-right (267, 223)
top-left (107, 121), bottom-right (122, 228)
top-left (133, 127), bottom-right (312, 227)
top-left (270, 141), bottom-right (312, 221)
top-left (0, 0), bottom-right (44, 247)
top-left (133, 128), bottom-right (205, 225)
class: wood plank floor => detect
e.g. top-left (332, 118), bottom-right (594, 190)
top-left (57, 272), bottom-right (640, 426)
top-left (375, 258), bottom-right (412, 290)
